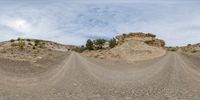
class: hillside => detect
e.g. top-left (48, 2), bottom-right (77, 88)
top-left (82, 32), bottom-right (166, 62)
top-left (0, 38), bottom-right (75, 62)
top-left (181, 43), bottom-right (200, 57)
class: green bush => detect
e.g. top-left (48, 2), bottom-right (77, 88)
top-left (72, 46), bottom-right (86, 53)
top-left (18, 40), bottom-right (26, 50)
top-left (10, 39), bottom-right (15, 42)
top-left (169, 48), bottom-right (177, 51)
top-left (34, 40), bottom-right (40, 46)
top-left (94, 39), bottom-right (106, 49)
top-left (109, 38), bottom-right (117, 48)
top-left (86, 39), bottom-right (94, 50)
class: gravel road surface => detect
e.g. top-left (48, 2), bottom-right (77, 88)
top-left (0, 52), bottom-right (200, 100)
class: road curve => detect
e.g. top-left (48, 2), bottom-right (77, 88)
top-left (0, 52), bottom-right (200, 100)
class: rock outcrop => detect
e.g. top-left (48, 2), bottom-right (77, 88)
top-left (116, 32), bottom-right (165, 47)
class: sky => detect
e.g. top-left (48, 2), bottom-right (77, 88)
top-left (0, 0), bottom-right (200, 46)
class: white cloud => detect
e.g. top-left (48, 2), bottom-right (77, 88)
top-left (5, 19), bottom-right (32, 33)
top-left (0, 0), bottom-right (200, 46)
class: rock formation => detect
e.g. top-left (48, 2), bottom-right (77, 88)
top-left (116, 32), bottom-right (165, 47)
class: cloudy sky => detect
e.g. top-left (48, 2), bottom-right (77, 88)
top-left (0, 0), bottom-right (200, 46)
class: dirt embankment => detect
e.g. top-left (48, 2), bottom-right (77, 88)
top-left (83, 32), bottom-right (166, 62)
top-left (180, 43), bottom-right (200, 57)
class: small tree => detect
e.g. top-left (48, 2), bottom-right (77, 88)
top-left (17, 37), bottom-right (21, 41)
top-left (86, 39), bottom-right (94, 50)
top-left (94, 39), bottom-right (106, 49)
top-left (109, 38), bottom-right (117, 48)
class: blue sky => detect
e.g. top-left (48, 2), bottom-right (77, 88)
top-left (0, 0), bottom-right (200, 46)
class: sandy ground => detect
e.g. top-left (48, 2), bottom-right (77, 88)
top-left (0, 52), bottom-right (200, 100)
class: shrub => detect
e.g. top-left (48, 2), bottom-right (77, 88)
top-left (146, 33), bottom-right (156, 38)
top-left (170, 48), bottom-right (177, 51)
top-left (34, 40), bottom-right (40, 46)
top-left (94, 39), bottom-right (106, 49)
top-left (39, 45), bottom-right (45, 48)
top-left (28, 42), bottom-right (33, 46)
top-left (10, 39), bottom-right (15, 42)
top-left (32, 46), bottom-right (36, 49)
top-left (27, 39), bottom-right (31, 42)
top-left (191, 50), bottom-right (197, 53)
top-left (187, 44), bottom-right (192, 46)
top-left (86, 39), bottom-right (94, 50)
top-left (17, 37), bottom-right (21, 41)
top-left (72, 46), bottom-right (86, 53)
top-left (122, 33), bottom-right (127, 37)
top-left (18, 40), bottom-right (26, 50)
top-left (109, 38), bottom-right (117, 48)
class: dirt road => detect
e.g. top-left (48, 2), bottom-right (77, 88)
top-left (0, 52), bottom-right (200, 100)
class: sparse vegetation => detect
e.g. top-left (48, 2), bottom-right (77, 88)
top-left (187, 44), bottom-right (192, 46)
top-left (72, 45), bottom-right (86, 53)
top-left (109, 38), bottom-right (117, 48)
top-left (32, 46), bottom-right (36, 49)
top-left (27, 39), bottom-right (31, 42)
top-left (18, 39), bottom-right (26, 50)
top-left (17, 37), bottom-right (21, 41)
top-left (191, 50), bottom-right (197, 53)
top-left (167, 47), bottom-right (178, 52)
top-left (170, 48), bottom-right (177, 51)
top-left (73, 38), bottom-right (118, 53)
top-left (34, 40), bottom-right (40, 46)
top-left (10, 39), bottom-right (15, 42)
top-left (28, 42), bottom-right (33, 46)
top-left (93, 39), bottom-right (106, 49)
